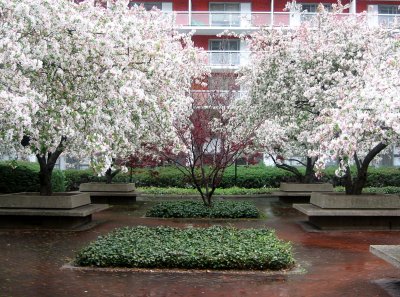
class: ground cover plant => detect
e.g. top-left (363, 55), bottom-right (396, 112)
top-left (146, 200), bottom-right (260, 218)
top-left (75, 226), bottom-right (294, 270)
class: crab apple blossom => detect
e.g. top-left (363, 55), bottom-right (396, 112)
top-left (0, 0), bottom-right (207, 195)
top-left (241, 2), bottom-right (400, 194)
top-left (81, 1), bottom-right (208, 183)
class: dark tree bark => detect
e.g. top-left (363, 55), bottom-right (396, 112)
top-left (271, 155), bottom-right (317, 183)
top-left (105, 167), bottom-right (121, 184)
top-left (303, 157), bottom-right (317, 183)
top-left (343, 142), bottom-right (388, 195)
top-left (36, 136), bottom-right (66, 196)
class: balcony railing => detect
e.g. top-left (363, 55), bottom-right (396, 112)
top-left (173, 11), bottom-right (400, 28)
top-left (206, 51), bottom-right (250, 67)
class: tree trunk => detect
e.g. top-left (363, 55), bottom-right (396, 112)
top-left (105, 168), bottom-right (113, 184)
top-left (36, 136), bottom-right (66, 196)
top-left (344, 142), bottom-right (388, 195)
top-left (303, 157), bottom-right (317, 183)
top-left (39, 162), bottom-right (54, 196)
top-left (206, 193), bottom-right (212, 207)
top-left (105, 167), bottom-right (121, 184)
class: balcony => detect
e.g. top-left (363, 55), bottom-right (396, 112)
top-left (173, 11), bottom-right (400, 32)
top-left (205, 51), bottom-right (250, 70)
top-left (174, 11), bottom-right (290, 29)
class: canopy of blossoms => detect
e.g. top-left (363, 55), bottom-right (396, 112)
top-left (0, 0), bottom-right (207, 189)
top-left (240, 3), bottom-right (400, 193)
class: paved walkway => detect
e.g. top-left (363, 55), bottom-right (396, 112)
top-left (1, 198), bottom-right (399, 297)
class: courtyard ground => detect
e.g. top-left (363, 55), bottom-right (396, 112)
top-left (0, 197), bottom-right (399, 297)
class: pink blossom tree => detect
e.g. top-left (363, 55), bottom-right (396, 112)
top-left (242, 3), bottom-right (400, 194)
top-left (0, 0), bottom-right (206, 195)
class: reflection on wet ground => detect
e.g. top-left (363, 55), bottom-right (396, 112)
top-left (1, 198), bottom-right (399, 297)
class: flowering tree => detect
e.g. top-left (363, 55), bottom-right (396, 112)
top-left (241, 3), bottom-right (400, 194)
top-left (84, 2), bottom-right (208, 184)
top-left (254, 120), bottom-right (319, 183)
top-left (156, 71), bottom-right (260, 206)
top-left (0, 0), bottom-right (206, 195)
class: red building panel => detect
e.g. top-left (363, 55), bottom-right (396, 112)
top-left (172, 0), bottom-right (188, 11)
top-left (192, 35), bottom-right (241, 50)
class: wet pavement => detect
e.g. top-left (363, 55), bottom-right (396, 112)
top-left (1, 198), bottom-right (399, 297)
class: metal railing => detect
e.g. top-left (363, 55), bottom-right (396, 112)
top-left (173, 11), bottom-right (400, 28)
top-left (206, 51), bottom-right (250, 66)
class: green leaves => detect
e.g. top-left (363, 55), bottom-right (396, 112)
top-left (75, 226), bottom-right (295, 270)
top-left (145, 200), bottom-right (260, 219)
top-left (0, 160), bottom-right (65, 193)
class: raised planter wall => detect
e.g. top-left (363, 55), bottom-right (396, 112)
top-left (280, 183), bottom-right (334, 192)
top-left (311, 192), bottom-right (400, 209)
top-left (79, 183), bottom-right (137, 205)
top-left (79, 183), bottom-right (135, 192)
top-left (0, 192), bottom-right (109, 230)
top-left (294, 192), bottom-right (400, 230)
top-left (0, 192), bottom-right (91, 209)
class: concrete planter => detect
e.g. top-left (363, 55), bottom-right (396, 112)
top-left (79, 183), bottom-right (135, 192)
top-left (273, 183), bottom-right (334, 203)
top-left (310, 192), bottom-right (400, 209)
top-left (294, 192), bottom-right (400, 230)
top-left (280, 183), bottom-right (334, 192)
top-left (0, 192), bottom-right (91, 209)
top-left (0, 192), bottom-right (108, 229)
top-left (79, 183), bottom-right (137, 205)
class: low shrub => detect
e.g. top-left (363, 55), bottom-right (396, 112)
top-left (146, 200), bottom-right (260, 218)
top-left (63, 164), bottom-right (300, 190)
top-left (0, 161), bottom-right (65, 193)
top-left (9, 162), bottom-right (399, 192)
top-left (75, 226), bottom-right (295, 270)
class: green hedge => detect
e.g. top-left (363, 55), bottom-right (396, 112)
top-left (64, 165), bottom-right (300, 190)
top-left (0, 161), bottom-right (65, 193)
top-left (75, 226), bottom-right (295, 270)
top-left (3, 161), bottom-right (400, 192)
top-left (146, 200), bottom-right (260, 218)
top-left (63, 164), bottom-right (400, 190)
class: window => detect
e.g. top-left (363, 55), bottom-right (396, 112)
top-left (209, 39), bottom-right (240, 65)
top-left (379, 5), bottom-right (400, 15)
top-left (300, 3), bottom-right (332, 22)
top-left (129, 2), bottom-right (162, 10)
top-left (301, 3), bottom-right (332, 13)
top-left (209, 3), bottom-right (241, 26)
top-left (378, 5), bottom-right (400, 25)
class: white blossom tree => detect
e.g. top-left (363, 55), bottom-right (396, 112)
top-left (241, 3), bottom-right (400, 194)
top-left (0, 0), bottom-right (206, 195)
top-left (84, 2), bottom-right (208, 183)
